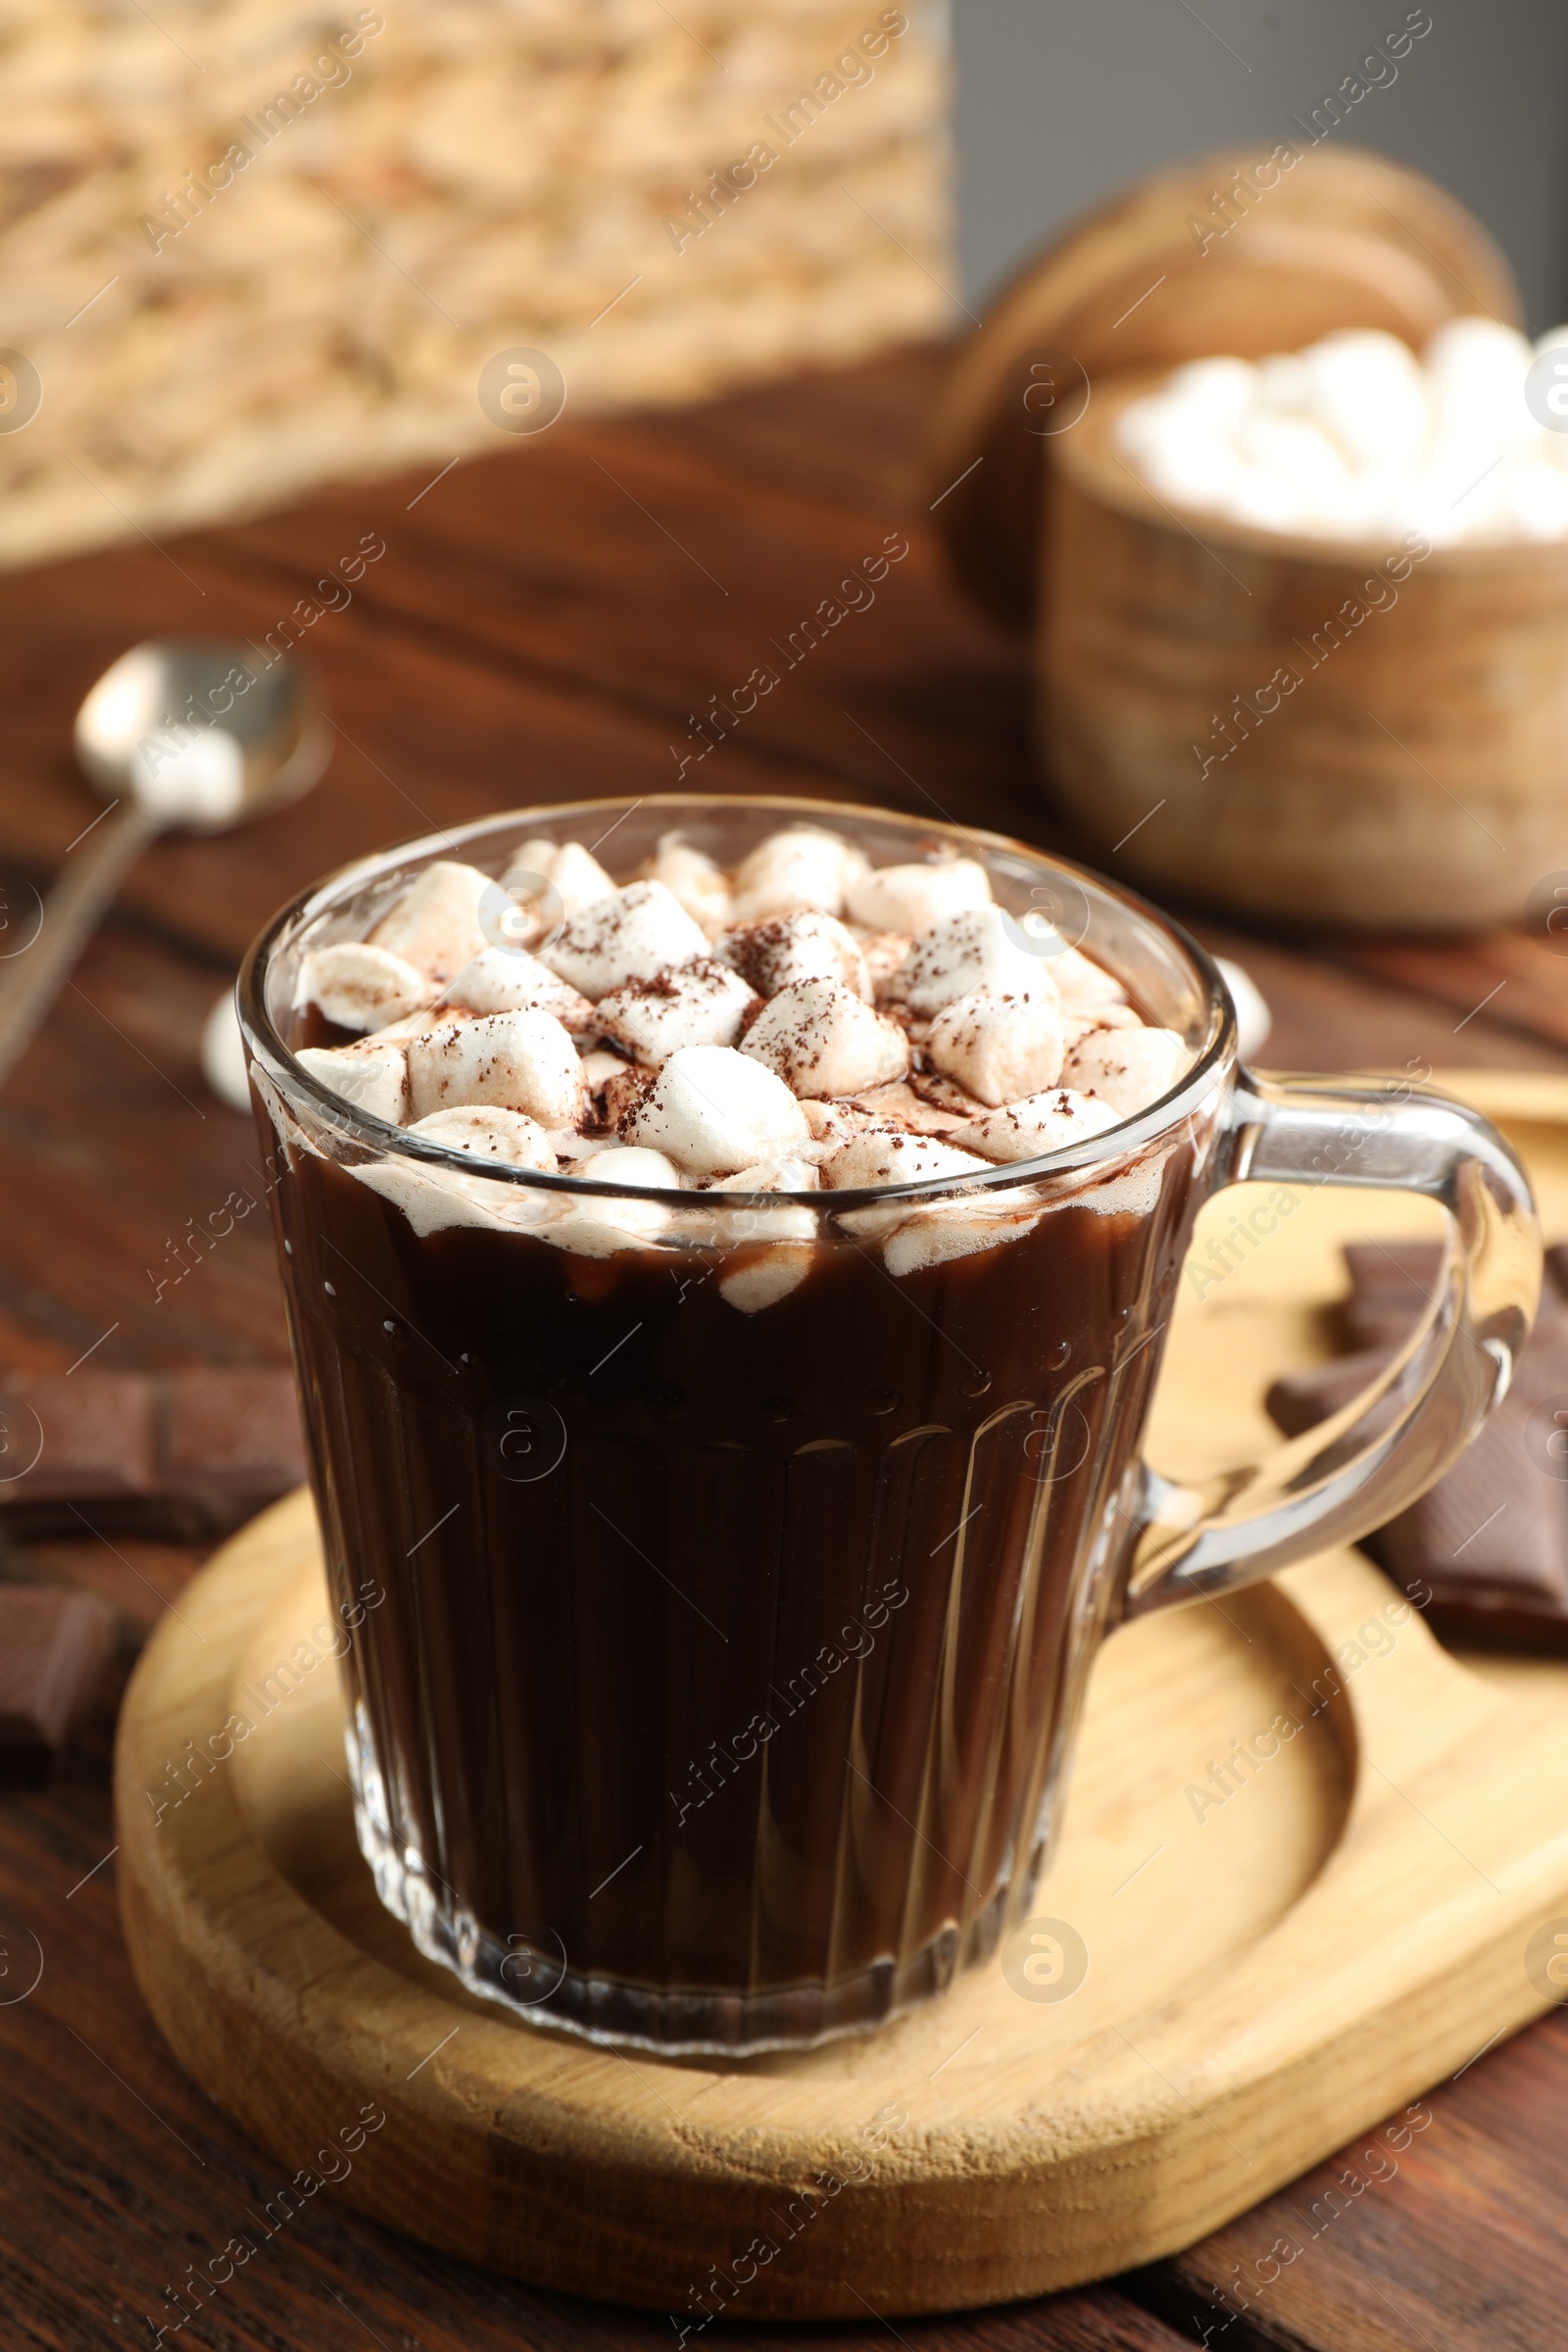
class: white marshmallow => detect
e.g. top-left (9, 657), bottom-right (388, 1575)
top-left (716, 908), bottom-right (870, 1001)
top-left (882, 1194), bottom-right (1044, 1278)
top-left (729, 825), bottom-right (868, 922)
top-left (446, 945), bottom-right (595, 1029)
top-left (719, 1156), bottom-right (820, 1193)
top-left (408, 1105), bottom-right (557, 1169)
top-left (1048, 943), bottom-right (1126, 1008)
top-left (541, 880), bottom-right (709, 1001)
top-left (574, 1145), bottom-right (682, 1190)
top-left (740, 977), bottom-right (909, 1099)
top-left (1063, 1026), bottom-right (1191, 1116)
top-left (718, 1242), bottom-right (816, 1315)
top-left (541, 1148), bottom-right (677, 1256)
top-left (297, 943), bottom-right (430, 1034)
top-left (950, 1088), bottom-right (1119, 1162)
top-left (368, 860), bottom-right (491, 984)
top-left (858, 929), bottom-right (913, 995)
top-left (354, 1155), bottom-right (554, 1240)
top-left (891, 905), bottom-right (1056, 1015)
top-left (926, 987), bottom-right (1066, 1107)
top-left (596, 958), bottom-right (757, 1064)
top-left (296, 1042), bottom-right (408, 1126)
top-left (501, 837), bottom-right (615, 920)
top-left (643, 832), bottom-right (732, 935)
top-left (407, 1010), bottom-right (584, 1128)
top-left (626, 1045), bottom-right (808, 1176)
top-left (845, 856), bottom-right (992, 934)
top-left (819, 1129), bottom-right (989, 1190)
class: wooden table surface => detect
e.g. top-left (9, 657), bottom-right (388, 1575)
top-left (4, 345), bottom-right (1568, 2352)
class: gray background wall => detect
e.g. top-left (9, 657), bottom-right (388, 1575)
top-left (954, 0), bottom-right (1568, 331)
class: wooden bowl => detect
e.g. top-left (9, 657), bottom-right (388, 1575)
top-left (1038, 372), bottom-right (1568, 932)
top-left (928, 143), bottom-right (1520, 634)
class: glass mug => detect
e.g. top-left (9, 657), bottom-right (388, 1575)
top-left (238, 796), bottom-right (1539, 2055)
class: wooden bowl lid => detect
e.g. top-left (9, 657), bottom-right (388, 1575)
top-left (929, 144), bottom-right (1522, 632)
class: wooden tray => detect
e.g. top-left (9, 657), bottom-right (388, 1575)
top-left (115, 1072), bottom-right (1568, 2323)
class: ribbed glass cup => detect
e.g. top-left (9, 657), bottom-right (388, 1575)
top-left (239, 796), bottom-right (1228, 2053)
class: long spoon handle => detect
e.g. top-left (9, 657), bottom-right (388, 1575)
top-left (0, 802), bottom-right (163, 1093)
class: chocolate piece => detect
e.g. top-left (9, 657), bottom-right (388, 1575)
top-left (0, 1368), bottom-right (306, 1537)
top-left (0, 1587), bottom-right (113, 1784)
top-left (1339, 1239), bottom-right (1446, 1351)
top-left (1266, 1243), bottom-right (1568, 1648)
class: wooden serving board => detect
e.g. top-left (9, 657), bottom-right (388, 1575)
top-left (115, 1073), bottom-right (1568, 2323)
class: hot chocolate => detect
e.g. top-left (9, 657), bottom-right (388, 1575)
top-left (245, 797), bottom-right (1224, 2051)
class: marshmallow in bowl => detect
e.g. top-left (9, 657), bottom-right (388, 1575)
top-left (926, 987), bottom-right (1066, 1107)
top-left (297, 942), bottom-right (431, 1033)
top-left (297, 1041), bottom-right (409, 1125)
top-left (624, 1044), bottom-right (810, 1176)
top-left (596, 957), bottom-right (758, 1062)
top-left (407, 1010), bottom-right (584, 1127)
top-left (501, 837), bottom-right (614, 918)
top-left (716, 908), bottom-right (871, 1001)
top-left (542, 880), bottom-right (710, 999)
top-left (1062, 1026), bottom-right (1189, 1116)
top-left (818, 1129), bottom-right (988, 1189)
top-left (950, 1088), bottom-right (1119, 1162)
top-left (409, 1105), bottom-right (557, 1169)
top-left (1115, 318), bottom-right (1568, 548)
top-left (741, 977), bottom-right (909, 1099)
top-left (288, 818), bottom-right (1197, 1292)
top-left (446, 945), bottom-right (595, 1028)
top-left (368, 859), bottom-right (491, 984)
top-left (729, 825), bottom-right (868, 922)
top-left (642, 832), bottom-right (732, 935)
top-left (1049, 943), bottom-right (1128, 1009)
top-left (893, 905), bottom-right (1055, 1015)
top-left (845, 855), bottom-right (992, 934)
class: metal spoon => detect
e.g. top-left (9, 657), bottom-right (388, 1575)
top-left (0, 640), bottom-right (327, 1093)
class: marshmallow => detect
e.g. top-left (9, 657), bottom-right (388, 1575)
top-left (845, 856), bottom-right (992, 934)
top-left (407, 1010), bottom-right (584, 1127)
top-left (925, 987), bottom-right (1065, 1107)
top-left (541, 880), bottom-right (709, 1000)
top-left (1117, 317), bottom-right (1568, 548)
top-left (542, 1147), bottom-right (678, 1256)
top-left (643, 832), bottom-right (732, 934)
top-left (729, 826), bottom-right (868, 922)
top-left (603, 1061), bottom-right (656, 1131)
top-left (719, 1155), bottom-right (820, 1193)
top-left (369, 860), bottom-right (491, 984)
top-left (575, 1145), bottom-right (682, 1189)
top-left (296, 1042), bottom-right (409, 1126)
top-left (715, 1197), bottom-right (818, 1313)
top-left (718, 1246), bottom-right (816, 1314)
top-left (858, 929), bottom-right (913, 995)
top-left (881, 1193), bottom-right (1043, 1278)
top-left (409, 1105), bottom-right (557, 1169)
top-left (297, 943), bottom-right (430, 1034)
top-left (950, 1088), bottom-right (1119, 1163)
top-left (1049, 943), bottom-right (1127, 1008)
top-left (625, 1045), bottom-right (808, 1176)
top-left (741, 977), bottom-right (909, 1098)
top-left (1063, 1026), bottom-right (1191, 1116)
top-left (446, 945), bottom-right (596, 1029)
top-left (716, 908), bottom-right (870, 1001)
top-left (596, 957), bottom-right (757, 1064)
top-left (891, 905), bottom-right (1056, 1015)
top-left (355, 1154), bottom-right (554, 1240)
top-left (819, 1129), bottom-right (989, 1190)
top-left (501, 837), bottom-right (615, 920)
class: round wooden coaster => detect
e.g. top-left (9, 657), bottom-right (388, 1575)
top-left (114, 1470), bottom-right (1568, 2319)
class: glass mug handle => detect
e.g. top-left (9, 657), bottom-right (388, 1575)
top-left (1122, 1071), bottom-right (1542, 1617)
